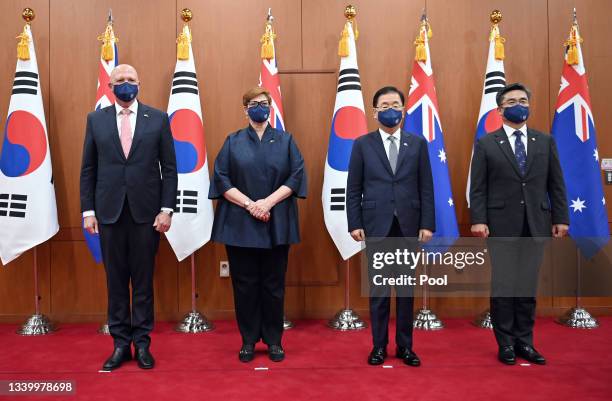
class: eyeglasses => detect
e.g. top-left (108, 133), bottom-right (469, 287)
top-left (375, 103), bottom-right (404, 111)
top-left (502, 98), bottom-right (529, 107)
top-left (247, 100), bottom-right (270, 108)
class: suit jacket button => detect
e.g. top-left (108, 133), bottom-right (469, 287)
top-left (522, 183), bottom-right (526, 186)
top-left (520, 200), bottom-right (525, 205)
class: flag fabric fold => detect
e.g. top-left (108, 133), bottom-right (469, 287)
top-left (551, 18), bottom-right (609, 258)
top-left (165, 24), bottom-right (214, 261)
top-left (0, 24), bottom-right (59, 265)
top-left (322, 20), bottom-right (367, 260)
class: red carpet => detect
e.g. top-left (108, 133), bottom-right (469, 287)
top-left (0, 318), bottom-right (610, 401)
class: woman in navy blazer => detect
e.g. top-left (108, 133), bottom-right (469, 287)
top-left (209, 87), bottom-right (306, 363)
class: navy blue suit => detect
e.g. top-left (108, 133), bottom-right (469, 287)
top-left (347, 130), bottom-right (435, 237)
top-left (79, 102), bottom-right (177, 349)
top-left (346, 129), bottom-right (435, 349)
top-left (80, 103), bottom-right (177, 224)
top-left (209, 124), bottom-right (306, 346)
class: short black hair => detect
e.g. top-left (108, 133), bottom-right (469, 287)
top-left (496, 82), bottom-right (531, 106)
top-left (372, 86), bottom-right (405, 108)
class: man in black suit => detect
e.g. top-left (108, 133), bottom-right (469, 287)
top-left (347, 86), bottom-right (435, 366)
top-left (470, 83), bottom-right (569, 365)
top-left (80, 64), bottom-right (177, 371)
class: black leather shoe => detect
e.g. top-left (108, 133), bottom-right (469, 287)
top-left (268, 345), bottom-right (285, 362)
top-left (368, 347), bottom-right (387, 365)
top-left (396, 347), bottom-right (421, 367)
top-left (239, 344), bottom-right (255, 363)
top-left (102, 347), bottom-right (132, 371)
top-left (516, 344), bottom-right (546, 365)
top-left (498, 345), bottom-right (516, 365)
top-left (135, 347), bottom-right (155, 369)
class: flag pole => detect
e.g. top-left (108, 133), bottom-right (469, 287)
top-left (414, 263), bottom-right (444, 330)
top-left (328, 256), bottom-right (367, 330)
top-left (175, 252), bottom-right (214, 333)
top-left (556, 245), bottom-right (599, 328)
top-left (17, 246), bottom-right (55, 335)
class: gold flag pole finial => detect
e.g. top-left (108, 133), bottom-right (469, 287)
top-left (260, 8), bottom-right (276, 60)
top-left (177, 8), bottom-right (193, 60)
top-left (414, 9), bottom-right (432, 62)
top-left (565, 8), bottom-right (582, 65)
top-left (98, 9), bottom-right (118, 62)
top-left (338, 5), bottom-right (358, 57)
top-left (17, 8), bottom-right (34, 60)
top-left (490, 10), bottom-right (505, 60)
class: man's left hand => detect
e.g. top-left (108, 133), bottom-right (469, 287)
top-left (418, 229), bottom-right (433, 243)
top-left (552, 224), bottom-right (569, 238)
top-left (153, 212), bottom-right (172, 233)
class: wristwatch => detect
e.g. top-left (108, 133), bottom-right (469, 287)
top-left (161, 209), bottom-right (174, 217)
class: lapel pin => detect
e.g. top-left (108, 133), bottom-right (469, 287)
top-left (270, 139), bottom-right (275, 143)
top-left (403, 142), bottom-right (408, 146)
top-left (531, 137), bottom-right (535, 141)
top-left (144, 113), bottom-right (149, 118)
top-left (500, 140), bottom-right (505, 144)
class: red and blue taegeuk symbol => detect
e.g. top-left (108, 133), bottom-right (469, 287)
top-left (169, 109), bottom-right (206, 174)
top-left (0, 110), bottom-right (47, 177)
top-left (327, 106), bottom-right (368, 171)
top-left (475, 109), bottom-right (502, 141)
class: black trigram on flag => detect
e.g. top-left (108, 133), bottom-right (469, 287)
top-left (329, 188), bottom-right (346, 211)
top-left (483, 71), bottom-right (506, 94)
top-left (176, 190), bottom-right (198, 214)
top-left (0, 194), bottom-right (27, 218)
top-left (12, 71), bottom-right (38, 96)
top-left (337, 68), bottom-right (361, 93)
top-left (171, 72), bottom-right (198, 95)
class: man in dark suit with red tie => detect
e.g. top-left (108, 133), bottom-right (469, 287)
top-left (80, 64), bottom-right (177, 371)
top-left (346, 86), bottom-right (435, 367)
top-left (470, 83), bottom-right (569, 365)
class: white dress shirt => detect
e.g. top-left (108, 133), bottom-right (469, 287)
top-left (503, 123), bottom-right (528, 155)
top-left (378, 128), bottom-right (401, 160)
top-left (83, 101), bottom-right (172, 218)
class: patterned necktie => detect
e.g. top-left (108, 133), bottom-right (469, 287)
top-left (119, 109), bottom-right (133, 158)
top-left (513, 131), bottom-right (527, 175)
top-left (388, 135), bottom-right (398, 174)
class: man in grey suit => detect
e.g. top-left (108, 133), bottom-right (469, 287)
top-left (469, 83), bottom-right (569, 365)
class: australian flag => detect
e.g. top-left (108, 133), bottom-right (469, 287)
top-left (83, 16), bottom-right (119, 264)
top-left (403, 16), bottom-right (458, 248)
top-left (259, 17), bottom-right (285, 131)
top-left (552, 17), bottom-right (609, 258)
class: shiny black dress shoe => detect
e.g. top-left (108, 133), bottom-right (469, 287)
top-left (268, 345), bottom-right (285, 362)
top-left (239, 344), bottom-right (255, 363)
top-left (498, 345), bottom-right (516, 365)
top-left (396, 347), bottom-right (421, 367)
top-left (102, 347), bottom-right (132, 371)
top-left (516, 344), bottom-right (546, 365)
top-left (135, 347), bottom-right (155, 369)
top-left (367, 347), bottom-right (387, 365)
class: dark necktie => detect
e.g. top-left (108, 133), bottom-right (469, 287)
top-left (513, 131), bottom-right (527, 175)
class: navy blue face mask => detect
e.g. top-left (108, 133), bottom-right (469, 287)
top-left (378, 108), bottom-right (403, 128)
top-left (503, 104), bottom-right (529, 124)
top-left (113, 82), bottom-right (139, 102)
top-left (247, 105), bottom-right (270, 123)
